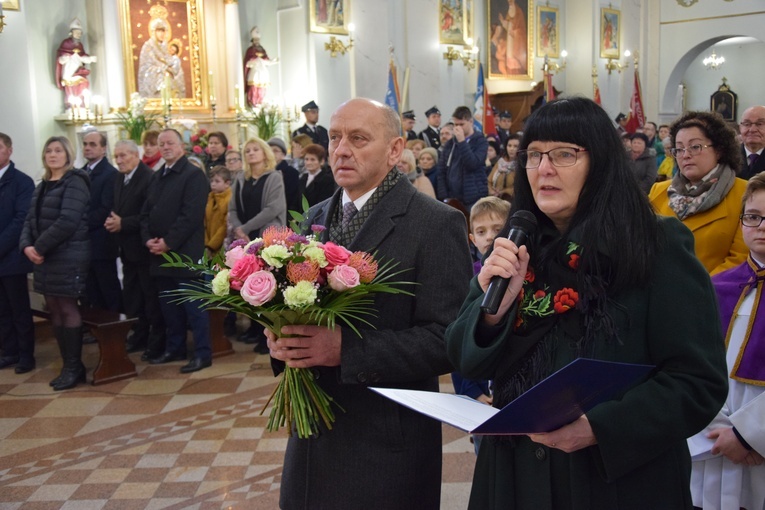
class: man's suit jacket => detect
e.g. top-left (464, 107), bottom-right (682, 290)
top-left (419, 125), bottom-right (441, 149)
top-left (298, 166), bottom-right (336, 207)
top-left (739, 145), bottom-right (765, 180)
top-left (292, 123), bottom-right (329, 150)
top-left (277, 176), bottom-right (473, 509)
top-left (140, 156), bottom-right (208, 278)
top-left (112, 162), bottom-right (153, 264)
top-left (85, 158), bottom-right (118, 260)
top-left (0, 162), bottom-right (34, 277)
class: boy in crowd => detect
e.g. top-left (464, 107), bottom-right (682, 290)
top-left (452, 196), bottom-right (511, 453)
top-left (204, 166), bottom-right (232, 258)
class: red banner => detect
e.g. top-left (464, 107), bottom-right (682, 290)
top-left (625, 69), bottom-right (645, 134)
top-left (593, 79), bottom-right (602, 106)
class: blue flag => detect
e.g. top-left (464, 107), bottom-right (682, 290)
top-left (385, 62), bottom-right (400, 115)
top-left (473, 63), bottom-right (485, 133)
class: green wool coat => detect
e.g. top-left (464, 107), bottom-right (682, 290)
top-left (446, 216), bottom-right (728, 510)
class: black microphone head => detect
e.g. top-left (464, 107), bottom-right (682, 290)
top-left (508, 210), bottom-right (538, 235)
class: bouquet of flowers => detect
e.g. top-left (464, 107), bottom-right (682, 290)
top-left (248, 102), bottom-right (282, 141)
top-left (115, 92), bottom-right (159, 143)
top-left (163, 223), bottom-right (412, 438)
top-left (187, 128), bottom-right (209, 156)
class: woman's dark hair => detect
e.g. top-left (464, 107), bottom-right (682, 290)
top-left (207, 131), bottom-right (229, 149)
top-left (511, 96), bottom-right (659, 292)
top-left (631, 132), bottom-right (649, 146)
top-left (503, 133), bottom-right (521, 158)
top-left (669, 110), bottom-right (742, 170)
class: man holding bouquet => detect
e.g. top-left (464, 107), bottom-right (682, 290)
top-left (266, 98), bottom-right (473, 509)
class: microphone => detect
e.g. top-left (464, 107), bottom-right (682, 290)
top-left (480, 210), bottom-right (538, 315)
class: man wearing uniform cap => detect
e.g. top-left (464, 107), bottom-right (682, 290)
top-left (615, 112), bottom-right (628, 135)
top-left (419, 106), bottom-right (442, 150)
top-left (292, 100), bottom-right (329, 151)
top-left (402, 110), bottom-right (418, 141)
top-left (496, 110), bottom-right (513, 151)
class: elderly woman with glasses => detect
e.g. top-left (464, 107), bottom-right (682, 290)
top-left (446, 97), bottom-right (727, 509)
top-left (649, 110), bottom-right (747, 275)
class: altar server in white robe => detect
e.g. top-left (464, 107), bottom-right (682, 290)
top-left (689, 173), bottom-right (765, 510)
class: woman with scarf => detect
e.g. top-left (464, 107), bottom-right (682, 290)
top-left (487, 133), bottom-right (520, 201)
top-left (446, 97), bottom-right (728, 509)
top-left (649, 111), bottom-right (747, 275)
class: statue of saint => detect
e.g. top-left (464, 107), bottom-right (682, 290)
top-left (244, 27), bottom-right (278, 107)
top-left (56, 18), bottom-right (97, 106)
top-left (138, 17), bottom-right (170, 98)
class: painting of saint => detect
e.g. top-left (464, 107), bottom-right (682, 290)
top-left (489, 0), bottom-right (531, 79)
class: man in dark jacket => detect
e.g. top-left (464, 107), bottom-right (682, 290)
top-left (106, 140), bottom-right (164, 360)
top-left (140, 129), bottom-right (211, 373)
top-left (81, 130), bottom-right (121, 312)
top-left (291, 100), bottom-right (329, 150)
top-left (0, 133), bottom-right (35, 373)
top-left (267, 99), bottom-right (473, 509)
top-left (436, 105), bottom-right (489, 210)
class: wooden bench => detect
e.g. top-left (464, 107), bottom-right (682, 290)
top-left (30, 292), bottom-right (138, 386)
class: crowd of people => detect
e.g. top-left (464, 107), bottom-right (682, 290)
top-left (1, 96), bottom-right (764, 509)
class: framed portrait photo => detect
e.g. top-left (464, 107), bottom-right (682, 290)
top-left (536, 5), bottom-right (558, 58)
top-left (439, 0), bottom-right (473, 45)
top-left (0, 0), bottom-right (20, 10)
top-left (487, 0), bottom-right (534, 80)
top-left (118, 0), bottom-right (209, 110)
top-left (309, 0), bottom-right (350, 35)
top-left (599, 7), bottom-right (620, 59)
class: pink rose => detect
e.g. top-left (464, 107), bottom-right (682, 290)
top-left (327, 264), bottom-right (360, 291)
top-left (229, 255), bottom-right (261, 290)
top-left (192, 145), bottom-right (203, 154)
top-left (322, 242), bottom-right (351, 271)
top-left (190, 134), bottom-right (199, 142)
top-left (240, 270), bottom-right (277, 306)
top-left (225, 245), bottom-right (246, 269)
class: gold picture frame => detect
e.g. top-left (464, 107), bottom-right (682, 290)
top-left (0, 0), bottom-right (20, 11)
top-left (536, 5), bottom-right (558, 58)
top-left (488, 0), bottom-right (534, 80)
top-left (439, 0), bottom-right (473, 46)
top-left (309, 0), bottom-right (350, 35)
top-left (599, 7), bottom-right (620, 60)
top-left (118, 0), bottom-right (209, 110)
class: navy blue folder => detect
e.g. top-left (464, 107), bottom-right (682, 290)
top-left (472, 358), bottom-right (654, 435)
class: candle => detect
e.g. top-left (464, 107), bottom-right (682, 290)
top-left (234, 84), bottom-right (240, 109)
top-left (163, 73), bottom-right (172, 107)
top-left (208, 71), bottom-right (215, 103)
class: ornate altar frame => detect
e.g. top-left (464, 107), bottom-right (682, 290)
top-left (118, 0), bottom-right (210, 111)
top-left (710, 79), bottom-right (737, 122)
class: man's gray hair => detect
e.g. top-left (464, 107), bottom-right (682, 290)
top-left (380, 104), bottom-right (402, 140)
top-left (115, 139), bottom-right (140, 154)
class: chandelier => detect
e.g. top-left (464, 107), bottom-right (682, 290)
top-left (703, 51), bottom-right (725, 70)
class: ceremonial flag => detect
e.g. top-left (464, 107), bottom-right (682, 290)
top-left (384, 59), bottom-right (401, 116)
top-left (625, 68), bottom-right (645, 134)
top-left (543, 71), bottom-right (556, 104)
top-left (593, 77), bottom-right (602, 106)
top-left (473, 63), bottom-right (496, 135)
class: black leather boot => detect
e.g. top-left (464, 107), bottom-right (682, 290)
top-left (52, 327), bottom-right (86, 391)
top-left (49, 326), bottom-right (66, 387)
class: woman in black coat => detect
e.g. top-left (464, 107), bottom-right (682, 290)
top-left (20, 136), bottom-right (90, 391)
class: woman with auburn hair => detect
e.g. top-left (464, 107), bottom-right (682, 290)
top-left (649, 110), bottom-right (747, 275)
top-left (228, 137), bottom-right (286, 353)
top-left (141, 129), bottom-right (165, 171)
top-left (20, 136), bottom-right (90, 391)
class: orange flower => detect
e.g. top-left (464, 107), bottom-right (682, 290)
top-left (553, 288), bottom-right (578, 313)
top-left (534, 290), bottom-right (545, 299)
top-left (525, 267), bottom-right (535, 283)
top-left (347, 251), bottom-right (378, 283)
top-left (286, 260), bottom-right (321, 284)
top-left (262, 225), bottom-right (292, 247)
top-left (568, 254), bottom-right (580, 270)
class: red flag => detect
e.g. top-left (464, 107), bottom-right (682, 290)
top-left (483, 83), bottom-right (496, 136)
top-left (544, 72), bottom-right (556, 103)
top-left (593, 78), bottom-right (602, 106)
top-left (625, 69), bottom-right (645, 134)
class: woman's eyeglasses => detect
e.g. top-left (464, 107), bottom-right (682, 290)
top-left (740, 214), bottom-right (765, 228)
top-left (668, 144), bottom-right (713, 158)
top-left (517, 148), bottom-right (587, 168)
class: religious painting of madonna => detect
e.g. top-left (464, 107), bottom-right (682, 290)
top-left (488, 0), bottom-right (534, 80)
top-left (118, 0), bottom-right (210, 110)
top-left (309, 0), bottom-right (350, 35)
